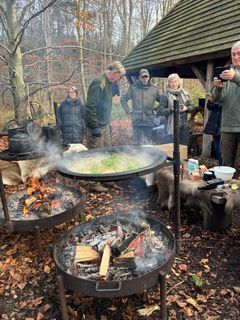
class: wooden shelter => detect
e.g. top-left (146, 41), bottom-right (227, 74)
top-left (123, 0), bottom-right (240, 86)
top-left (122, 0), bottom-right (240, 154)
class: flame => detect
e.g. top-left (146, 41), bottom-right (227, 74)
top-left (23, 177), bottom-right (62, 215)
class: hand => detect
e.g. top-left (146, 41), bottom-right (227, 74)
top-left (179, 105), bottom-right (187, 113)
top-left (213, 77), bottom-right (224, 89)
top-left (92, 127), bottom-right (101, 137)
top-left (220, 68), bottom-right (235, 81)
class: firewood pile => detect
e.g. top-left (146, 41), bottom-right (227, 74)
top-left (20, 177), bottom-right (65, 218)
top-left (58, 217), bottom-right (171, 281)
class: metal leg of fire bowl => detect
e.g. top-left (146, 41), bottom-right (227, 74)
top-left (57, 274), bottom-right (69, 320)
top-left (159, 271), bottom-right (167, 320)
top-left (0, 170), bottom-right (14, 232)
top-left (34, 225), bottom-right (43, 256)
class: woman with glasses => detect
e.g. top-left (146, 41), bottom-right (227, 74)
top-left (57, 86), bottom-right (85, 145)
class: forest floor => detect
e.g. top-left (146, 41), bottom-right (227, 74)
top-left (0, 119), bottom-right (240, 320)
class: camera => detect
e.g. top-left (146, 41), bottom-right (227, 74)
top-left (214, 65), bottom-right (230, 81)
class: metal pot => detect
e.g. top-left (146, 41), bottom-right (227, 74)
top-left (8, 133), bottom-right (35, 155)
top-left (42, 125), bottom-right (62, 146)
top-left (8, 126), bottom-right (26, 138)
top-left (57, 145), bottom-right (167, 182)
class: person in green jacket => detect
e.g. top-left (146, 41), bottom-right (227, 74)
top-left (211, 40), bottom-right (240, 167)
top-left (85, 61), bottom-right (125, 192)
top-left (120, 68), bottom-right (163, 145)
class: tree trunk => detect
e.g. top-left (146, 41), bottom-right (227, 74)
top-left (77, 0), bottom-right (87, 101)
top-left (7, 2), bottom-right (28, 121)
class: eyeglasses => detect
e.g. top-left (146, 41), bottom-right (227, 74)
top-left (68, 91), bottom-right (76, 94)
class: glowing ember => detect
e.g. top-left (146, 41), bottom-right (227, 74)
top-left (22, 177), bottom-right (65, 217)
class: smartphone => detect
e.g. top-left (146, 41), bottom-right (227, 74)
top-left (214, 65), bottom-right (230, 81)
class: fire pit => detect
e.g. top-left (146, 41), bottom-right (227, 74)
top-left (57, 145), bottom-right (167, 181)
top-left (54, 212), bottom-right (175, 319)
top-left (0, 184), bottom-right (85, 232)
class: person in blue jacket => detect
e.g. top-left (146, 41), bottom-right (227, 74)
top-left (57, 86), bottom-right (85, 145)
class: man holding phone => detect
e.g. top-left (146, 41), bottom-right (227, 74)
top-left (211, 40), bottom-right (240, 167)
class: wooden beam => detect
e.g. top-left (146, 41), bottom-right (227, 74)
top-left (202, 60), bottom-right (214, 156)
top-left (191, 65), bottom-right (206, 87)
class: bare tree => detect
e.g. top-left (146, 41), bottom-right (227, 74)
top-left (0, 0), bottom-right (57, 121)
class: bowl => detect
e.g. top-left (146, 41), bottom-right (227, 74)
top-left (214, 166), bottom-right (236, 181)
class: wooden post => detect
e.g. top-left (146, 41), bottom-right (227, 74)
top-left (173, 99), bottom-right (181, 254)
top-left (202, 60), bottom-right (214, 156)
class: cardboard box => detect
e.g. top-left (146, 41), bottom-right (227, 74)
top-left (154, 143), bottom-right (188, 160)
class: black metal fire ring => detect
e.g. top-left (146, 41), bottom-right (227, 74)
top-left (57, 145), bottom-right (167, 182)
top-left (53, 212), bottom-right (175, 298)
top-left (0, 185), bottom-right (86, 232)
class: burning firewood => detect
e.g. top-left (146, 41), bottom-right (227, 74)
top-left (75, 246), bottom-right (100, 263)
top-left (114, 251), bottom-right (135, 261)
top-left (20, 176), bottom-right (65, 217)
top-left (99, 243), bottom-right (111, 279)
top-left (24, 195), bottom-right (37, 206)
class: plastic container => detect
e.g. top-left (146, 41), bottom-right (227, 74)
top-left (214, 166), bottom-right (236, 181)
top-left (188, 158), bottom-right (199, 175)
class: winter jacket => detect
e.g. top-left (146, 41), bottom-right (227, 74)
top-left (120, 80), bottom-right (162, 127)
top-left (203, 101), bottom-right (222, 136)
top-left (159, 90), bottom-right (194, 135)
top-left (211, 66), bottom-right (240, 133)
top-left (85, 74), bottom-right (113, 129)
top-left (57, 97), bottom-right (85, 144)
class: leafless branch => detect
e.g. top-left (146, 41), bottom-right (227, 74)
top-left (18, 0), bottom-right (35, 25)
top-left (13, 0), bottom-right (58, 54)
top-left (27, 64), bottom-right (81, 96)
top-left (0, 6), bottom-right (8, 36)
top-left (23, 45), bottom-right (124, 58)
top-left (0, 53), bottom-right (16, 74)
top-left (0, 74), bottom-right (11, 84)
top-left (0, 43), bottom-right (11, 54)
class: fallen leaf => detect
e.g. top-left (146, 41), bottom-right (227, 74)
top-left (183, 306), bottom-right (193, 316)
top-left (17, 282), bottom-right (27, 290)
top-left (137, 305), bottom-right (160, 316)
top-left (44, 265), bottom-right (51, 274)
top-left (186, 297), bottom-right (200, 310)
top-left (176, 299), bottom-right (187, 308)
top-left (107, 306), bottom-right (117, 312)
top-left (233, 286), bottom-right (240, 293)
top-left (179, 264), bottom-right (188, 272)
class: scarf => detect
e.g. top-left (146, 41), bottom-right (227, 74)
top-left (165, 87), bottom-right (190, 135)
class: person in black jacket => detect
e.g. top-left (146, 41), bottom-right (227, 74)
top-left (57, 86), bottom-right (85, 145)
top-left (203, 94), bottom-right (223, 165)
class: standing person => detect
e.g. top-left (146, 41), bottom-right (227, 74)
top-left (120, 69), bottom-right (164, 145)
top-left (211, 40), bottom-right (240, 167)
top-left (57, 86), bottom-right (85, 145)
top-left (159, 73), bottom-right (194, 146)
top-left (203, 94), bottom-right (223, 165)
top-left (85, 61), bottom-right (126, 192)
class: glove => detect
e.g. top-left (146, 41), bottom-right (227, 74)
top-left (92, 127), bottom-right (101, 138)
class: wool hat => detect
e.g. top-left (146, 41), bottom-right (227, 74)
top-left (139, 69), bottom-right (150, 77)
top-left (107, 61), bottom-right (126, 77)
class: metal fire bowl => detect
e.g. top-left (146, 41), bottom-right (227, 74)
top-left (53, 212), bottom-right (175, 298)
top-left (0, 146), bottom-right (68, 161)
top-left (0, 185), bottom-right (85, 232)
top-left (57, 145), bottom-right (167, 182)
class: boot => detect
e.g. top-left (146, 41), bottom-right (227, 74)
top-left (89, 182), bottom-right (108, 192)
